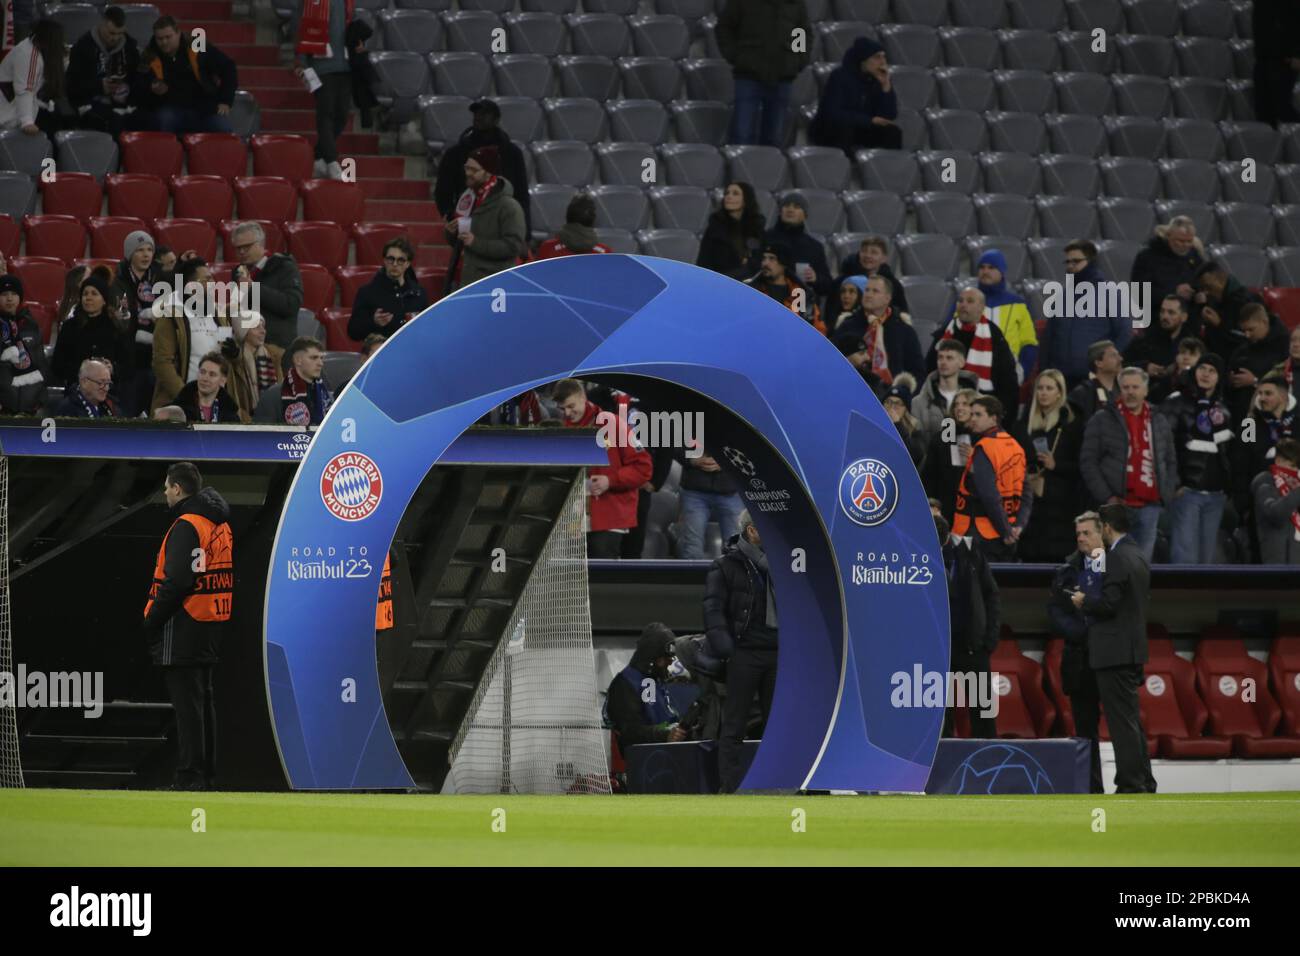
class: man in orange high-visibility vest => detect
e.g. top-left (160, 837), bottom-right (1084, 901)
top-left (143, 461), bottom-right (233, 790)
top-left (952, 395), bottom-right (1034, 562)
top-left (375, 552), bottom-right (392, 631)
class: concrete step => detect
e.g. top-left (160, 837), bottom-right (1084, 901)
top-left (353, 156), bottom-right (407, 178)
top-left (199, 21), bottom-right (257, 45)
top-left (365, 199), bottom-right (442, 221)
top-left (359, 178), bottom-right (431, 200)
top-left (156, 0), bottom-right (233, 18)
top-left (250, 86), bottom-right (316, 110)
top-left (262, 109), bottom-right (351, 133)
top-left (243, 67), bottom-right (301, 88)
top-left (223, 44), bottom-right (281, 66)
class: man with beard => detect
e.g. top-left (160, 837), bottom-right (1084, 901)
top-left (746, 192), bottom-right (835, 301)
top-left (66, 6), bottom-right (142, 136)
top-left (433, 99), bottom-right (531, 238)
top-left (1125, 295), bottom-right (1198, 403)
top-left (605, 623), bottom-right (688, 749)
top-left (745, 242), bottom-right (825, 333)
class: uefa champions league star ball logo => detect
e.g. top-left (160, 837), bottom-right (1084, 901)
top-left (320, 452), bottom-right (383, 521)
top-left (838, 458), bottom-right (898, 527)
top-left (722, 445), bottom-right (756, 477)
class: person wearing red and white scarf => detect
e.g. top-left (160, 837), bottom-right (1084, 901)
top-left (448, 145), bottom-right (527, 291)
top-left (930, 286), bottom-right (1020, 422)
top-left (1251, 438), bottom-right (1300, 564)
top-left (0, 274), bottom-right (49, 414)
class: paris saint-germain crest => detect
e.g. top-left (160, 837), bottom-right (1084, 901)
top-left (838, 458), bottom-right (899, 527)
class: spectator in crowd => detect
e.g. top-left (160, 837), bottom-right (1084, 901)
top-left (1194, 261), bottom-right (1256, 359)
top-left (143, 461), bottom-right (233, 790)
top-left (1080, 367), bottom-right (1179, 562)
top-left (1252, 437), bottom-right (1300, 564)
top-left (173, 350), bottom-right (238, 423)
top-left (1048, 511), bottom-right (1107, 793)
top-left (360, 332), bottom-right (385, 358)
top-left (223, 311), bottom-right (282, 421)
top-left (1161, 353), bottom-right (1234, 564)
top-left (927, 287), bottom-right (1019, 421)
top-left (1150, 335), bottom-right (1209, 411)
top-left (952, 395), bottom-right (1031, 561)
top-left (293, 0), bottom-right (353, 180)
top-left (56, 265), bottom-right (90, 327)
top-left (433, 100), bottom-right (531, 239)
top-left (536, 194), bottom-right (612, 260)
top-left (153, 404), bottom-right (186, 422)
top-left (119, 230), bottom-right (164, 412)
top-left (230, 221), bottom-right (303, 350)
top-left (1251, 0), bottom-right (1300, 127)
top-left (674, 444), bottom-right (744, 561)
top-left (1012, 370), bottom-right (1083, 563)
top-left (0, 275), bottom-right (49, 414)
top-left (53, 359), bottom-right (116, 417)
top-left (745, 242), bottom-right (825, 333)
top-left (345, 17), bottom-right (378, 131)
top-left (624, 438), bottom-right (676, 560)
top-left (706, 508), bottom-right (779, 792)
top-left (138, 16), bottom-right (237, 134)
top-left (836, 274), bottom-right (924, 385)
top-left (696, 182), bottom-right (765, 279)
top-left (1125, 295), bottom-right (1197, 403)
top-left (1226, 304), bottom-right (1290, 423)
top-left (1130, 217), bottom-right (1205, 309)
top-left (883, 374), bottom-right (925, 468)
top-left (1274, 324), bottom-right (1300, 402)
top-left (150, 257), bottom-right (234, 413)
top-left (256, 336), bottom-right (331, 426)
top-left (809, 36), bottom-right (899, 154)
top-left (52, 274), bottom-right (133, 390)
top-left (553, 379), bottom-right (653, 558)
top-left (1040, 240), bottom-right (1134, 387)
top-left (935, 513), bottom-right (999, 738)
top-left (605, 623), bottom-right (687, 750)
top-left (1071, 503), bottom-right (1156, 794)
top-left (1240, 373), bottom-right (1298, 478)
top-left (973, 249), bottom-right (1038, 388)
top-left (913, 339), bottom-right (978, 442)
top-left (67, 6), bottom-right (141, 136)
top-left (923, 388), bottom-right (978, 522)
top-left (835, 235), bottom-right (910, 316)
top-left (0, 19), bottom-right (72, 136)
top-left (156, 246), bottom-right (177, 278)
top-left (828, 275), bottom-right (866, 338)
top-left (717, 0), bottom-right (809, 147)
top-left (748, 193), bottom-right (835, 301)
top-left (448, 147), bottom-right (527, 292)
top-left (1067, 339), bottom-right (1123, 423)
top-left (347, 238), bottom-right (428, 342)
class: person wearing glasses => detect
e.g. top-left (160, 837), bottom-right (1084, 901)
top-left (1040, 239), bottom-right (1135, 388)
top-left (348, 237), bottom-right (429, 342)
top-left (53, 358), bottom-right (116, 417)
top-left (229, 221), bottom-right (304, 350)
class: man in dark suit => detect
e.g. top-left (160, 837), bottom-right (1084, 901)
top-left (937, 513), bottom-right (1000, 738)
top-left (1070, 503), bottom-right (1157, 793)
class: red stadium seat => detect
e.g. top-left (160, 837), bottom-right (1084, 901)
top-left (120, 131), bottom-right (184, 179)
top-left (151, 218), bottom-right (218, 262)
top-left (250, 134), bottom-right (314, 186)
top-left (9, 256), bottom-right (68, 307)
top-left (23, 300), bottom-right (54, 344)
top-left (298, 263), bottom-right (337, 315)
top-left (283, 220), bottom-right (348, 270)
top-left (105, 174), bottom-right (169, 220)
top-left (1140, 641), bottom-right (1232, 758)
top-left (182, 133), bottom-right (248, 182)
top-left (0, 215), bottom-right (20, 259)
top-left (1195, 637), bottom-right (1300, 757)
top-left (233, 176), bottom-right (298, 224)
top-left (1260, 287), bottom-right (1300, 331)
top-left (414, 266), bottom-right (447, 305)
top-left (1043, 638), bottom-right (1075, 735)
top-left (353, 222), bottom-right (419, 266)
top-left (988, 639), bottom-right (1057, 739)
top-left (22, 215), bottom-right (87, 262)
top-left (218, 219), bottom-right (284, 259)
top-left (299, 179), bottom-right (365, 230)
top-left (335, 264), bottom-right (373, 307)
top-left (321, 307), bottom-right (361, 353)
top-left (208, 262), bottom-right (237, 283)
top-left (170, 175), bottom-right (234, 225)
top-left (419, 245), bottom-right (453, 270)
top-left (39, 173), bottom-right (102, 223)
top-left (88, 216), bottom-right (148, 260)
top-left (1271, 633), bottom-right (1300, 735)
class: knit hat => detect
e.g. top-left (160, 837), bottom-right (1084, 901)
top-left (123, 230), bottom-right (155, 260)
top-left (469, 145), bottom-right (500, 174)
top-left (976, 248), bottom-right (1008, 277)
top-left (1194, 352), bottom-right (1225, 379)
top-left (884, 376), bottom-right (914, 408)
top-left (80, 274), bottom-right (113, 304)
top-left (761, 241), bottom-right (794, 273)
top-left (851, 36), bottom-right (885, 63)
top-left (0, 274), bottom-right (23, 300)
top-left (469, 98), bottom-right (501, 119)
top-left (840, 274), bottom-right (868, 296)
top-left (780, 191), bottom-right (808, 214)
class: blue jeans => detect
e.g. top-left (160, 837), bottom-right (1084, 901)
top-left (1168, 489), bottom-right (1225, 564)
top-left (153, 107), bottom-right (233, 135)
top-left (1126, 503), bottom-right (1163, 564)
top-left (729, 76), bottom-right (792, 147)
top-left (675, 489), bottom-right (744, 559)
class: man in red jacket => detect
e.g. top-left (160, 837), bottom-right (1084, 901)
top-left (555, 378), bottom-right (653, 558)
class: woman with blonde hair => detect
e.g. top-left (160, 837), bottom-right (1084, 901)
top-left (922, 387), bottom-right (979, 522)
top-left (1013, 369), bottom-right (1083, 561)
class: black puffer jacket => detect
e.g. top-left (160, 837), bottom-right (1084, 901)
top-left (716, 0), bottom-right (810, 86)
top-left (1079, 401), bottom-right (1180, 506)
top-left (1011, 407), bottom-right (1084, 562)
top-left (347, 267), bottom-right (430, 341)
top-left (1130, 231), bottom-right (1204, 307)
top-left (943, 538), bottom-right (999, 656)
top-left (746, 220), bottom-right (836, 298)
top-left (703, 534), bottom-right (776, 657)
top-left (1159, 387), bottom-right (1234, 493)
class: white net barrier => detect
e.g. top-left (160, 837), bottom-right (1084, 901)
top-left (0, 456), bottom-right (21, 788)
top-left (443, 475), bottom-right (610, 794)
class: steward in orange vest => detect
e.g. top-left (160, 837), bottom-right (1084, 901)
top-left (375, 552), bottom-right (392, 631)
top-left (952, 398), bottom-right (1034, 560)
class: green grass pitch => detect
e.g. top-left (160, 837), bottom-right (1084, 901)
top-left (2, 790), bottom-right (1299, 865)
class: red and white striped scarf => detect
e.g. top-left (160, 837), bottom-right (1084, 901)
top-left (942, 314), bottom-right (994, 392)
top-left (453, 174), bottom-right (500, 225)
top-left (1272, 461), bottom-right (1300, 541)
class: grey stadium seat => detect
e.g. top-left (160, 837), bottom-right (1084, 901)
top-left (607, 100), bottom-right (670, 143)
top-left (880, 24), bottom-right (940, 68)
top-left (843, 191), bottom-right (907, 235)
top-left (0, 172), bottom-right (35, 224)
top-left (795, 188), bottom-right (847, 235)
top-left (324, 352), bottom-right (364, 389)
top-left (441, 11), bottom-right (503, 52)
top-left (1045, 113), bottom-right (1106, 156)
top-left (659, 143), bottom-right (724, 188)
top-left (1009, 0), bottom-right (1066, 30)
top-left (978, 151), bottom-right (1043, 197)
top-left (898, 276), bottom-right (955, 337)
top-left (913, 192), bottom-right (977, 238)
top-left (495, 96), bottom-right (544, 141)
top-left (47, 4), bottom-right (100, 44)
top-left (682, 59), bottom-right (733, 104)
top-left (586, 0), bottom-right (637, 11)
top-left (891, 66), bottom-right (937, 112)
top-left (522, 0), bottom-right (578, 15)
top-left (595, 142), bottom-right (655, 185)
top-left (1104, 116), bottom-right (1167, 160)
top-left (1175, 36), bottom-right (1233, 80)
top-left (1230, 39), bottom-right (1254, 79)
top-left (629, 14), bottom-right (691, 59)
top-left (1220, 121), bottom-right (1283, 164)
top-left (378, 10), bottom-right (442, 52)
top-left (986, 111), bottom-right (1047, 155)
top-left (723, 145), bottom-right (790, 192)
top-left (1217, 159), bottom-right (1277, 205)
top-left (637, 228), bottom-right (699, 262)
top-left (1019, 278), bottom-right (1049, 321)
top-left (53, 130), bottom-right (119, 180)
top-left (917, 149), bottom-right (981, 194)
top-left (1035, 195), bottom-right (1100, 238)
top-left (543, 97), bottom-right (608, 141)
top-left (1273, 205), bottom-right (1300, 246)
top-left (556, 56), bottom-right (620, 101)
top-left (654, 0), bottom-right (714, 19)
top-left (788, 146), bottom-right (851, 191)
top-left (1028, 237), bottom-right (1072, 278)
top-left (965, 236), bottom-right (1029, 283)
top-left (1279, 164), bottom-right (1300, 204)
top-left (531, 141), bottom-right (595, 186)
top-left (1099, 156), bottom-right (1160, 200)
top-left (1154, 199), bottom-right (1218, 242)
top-left (230, 91), bottom-right (261, 139)
top-left (895, 109), bottom-right (930, 150)
top-left (529, 184), bottom-right (576, 237)
top-left (1112, 74), bottom-right (1170, 117)
top-left (892, 0), bottom-right (948, 27)
top-left (1057, 30), bottom-right (1117, 73)
top-left (832, 0), bottom-right (889, 20)
top-left (565, 13), bottom-right (630, 56)
top-left (648, 186), bottom-right (711, 231)
top-left (938, 26), bottom-right (999, 71)
top-left (950, 0), bottom-right (1007, 29)
top-left (935, 68), bottom-right (996, 113)
top-left (1066, 0), bottom-right (1125, 32)
top-left (1267, 247), bottom-right (1300, 286)
top-left (1207, 244), bottom-right (1268, 287)
top-left (590, 185), bottom-right (651, 231)
top-left (999, 29), bottom-right (1060, 72)
top-left (1040, 154), bottom-right (1101, 199)
top-left (897, 234), bottom-right (961, 276)
top-left (120, 4), bottom-right (161, 48)
top-left (1095, 239), bottom-right (1143, 281)
top-left (492, 55), bottom-right (555, 97)
top-left (419, 94), bottom-right (472, 152)
top-left (973, 193), bottom-right (1036, 235)
top-left (1096, 196), bottom-right (1157, 241)
top-left (1164, 118), bottom-right (1225, 161)
top-left (428, 52), bottom-right (492, 98)
top-left (1170, 76), bottom-right (1228, 122)
top-left (1115, 34), bottom-right (1175, 76)
top-left (368, 52), bottom-right (432, 123)
top-left (670, 101), bottom-right (730, 146)
top-left (993, 70), bottom-right (1055, 114)
top-left (1181, 0), bottom-right (1236, 39)
top-left (459, 0), bottom-right (512, 11)
top-left (855, 149), bottom-right (920, 194)
top-left (503, 12), bottom-right (567, 55)
top-left (1053, 72), bottom-right (1114, 116)
top-left (1122, 0), bottom-right (1180, 35)
top-left (1214, 201), bottom-right (1275, 245)
top-left (617, 57), bottom-right (682, 102)
top-left (817, 22), bottom-right (877, 64)
top-left (595, 227), bottom-right (637, 254)
top-left (924, 108), bottom-right (988, 152)
top-left (1227, 78), bottom-right (1255, 123)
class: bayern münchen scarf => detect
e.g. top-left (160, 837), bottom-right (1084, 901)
top-left (280, 365), bottom-right (332, 426)
top-left (1120, 400), bottom-right (1158, 505)
top-left (453, 174), bottom-right (499, 230)
top-left (295, 0), bottom-right (354, 56)
top-left (942, 314), bottom-right (993, 392)
top-left (1272, 461), bottom-right (1300, 541)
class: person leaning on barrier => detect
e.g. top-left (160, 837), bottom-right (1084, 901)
top-left (937, 512), bottom-right (999, 740)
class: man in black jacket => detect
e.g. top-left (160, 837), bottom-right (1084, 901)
top-left (1070, 503), bottom-right (1156, 793)
top-left (138, 16), bottom-right (237, 134)
top-left (705, 510), bottom-right (778, 792)
top-left (1129, 218), bottom-right (1204, 309)
top-left (1193, 261), bottom-right (1255, 360)
top-left (936, 514), bottom-right (999, 738)
top-left (605, 623), bottom-right (687, 752)
top-left (717, 0), bottom-right (810, 146)
top-left (836, 235), bottom-right (910, 316)
top-left (746, 192), bottom-right (835, 301)
top-left (926, 287), bottom-right (1021, 423)
top-left (1124, 296), bottom-right (1198, 404)
top-left (1226, 304), bottom-right (1290, 423)
top-left (433, 100), bottom-right (531, 239)
top-left (143, 462), bottom-right (233, 790)
top-left (674, 444), bottom-right (744, 560)
top-left (66, 6), bottom-right (141, 136)
top-left (347, 237), bottom-right (429, 342)
top-left (230, 221), bottom-right (304, 350)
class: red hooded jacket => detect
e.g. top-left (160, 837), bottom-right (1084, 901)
top-left (564, 397), bottom-right (653, 532)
